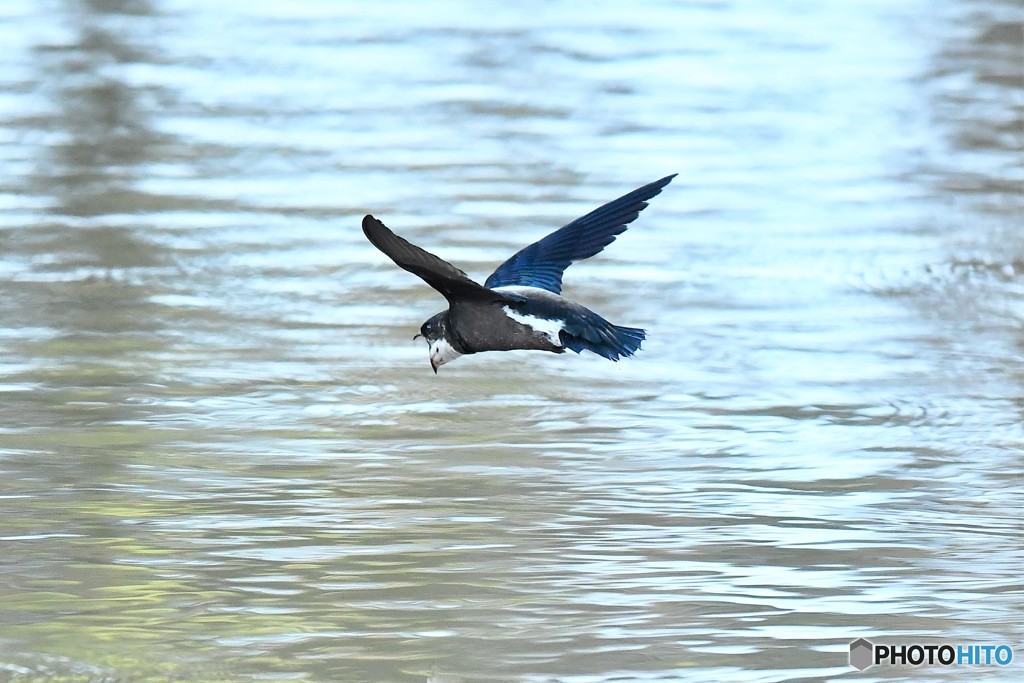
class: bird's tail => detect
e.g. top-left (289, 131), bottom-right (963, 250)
top-left (560, 313), bottom-right (646, 361)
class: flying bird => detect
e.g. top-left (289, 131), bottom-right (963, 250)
top-left (363, 174), bottom-right (675, 372)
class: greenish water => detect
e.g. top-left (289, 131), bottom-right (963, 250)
top-left (0, 0), bottom-right (1021, 681)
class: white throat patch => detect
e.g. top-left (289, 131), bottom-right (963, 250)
top-left (501, 306), bottom-right (565, 346)
top-left (428, 337), bottom-right (462, 369)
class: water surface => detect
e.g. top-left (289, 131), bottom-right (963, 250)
top-left (1, 0), bottom-right (1021, 681)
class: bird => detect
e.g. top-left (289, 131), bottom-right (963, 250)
top-left (363, 174), bottom-right (675, 373)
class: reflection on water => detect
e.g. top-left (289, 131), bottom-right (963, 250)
top-left (1, 0), bottom-right (1021, 681)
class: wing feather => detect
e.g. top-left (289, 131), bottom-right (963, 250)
top-left (484, 174), bottom-right (676, 293)
top-left (363, 215), bottom-right (501, 303)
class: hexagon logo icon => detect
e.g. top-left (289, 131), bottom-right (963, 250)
top-left (849, 638), bottom-right (874, 670)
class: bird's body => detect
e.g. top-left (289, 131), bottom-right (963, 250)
top-left (363, 174), bottom-right (675, 372)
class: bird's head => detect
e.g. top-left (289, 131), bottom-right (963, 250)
top-left (414, 311), bottom-right (462, 373)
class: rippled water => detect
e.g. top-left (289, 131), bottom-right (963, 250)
top-left (1, 0), bottom-right (1022, 681)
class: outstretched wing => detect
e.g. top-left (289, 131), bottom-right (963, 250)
top-left (363, 215), bottom-right (503, 303)
top-left (484, 174), bottom-right (676, 294)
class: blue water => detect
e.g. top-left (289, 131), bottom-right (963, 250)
top-left (0, 0), bottom-right (1021, 681)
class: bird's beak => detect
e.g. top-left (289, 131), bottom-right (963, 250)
top-left (413, 333), bottom-right (422, 341)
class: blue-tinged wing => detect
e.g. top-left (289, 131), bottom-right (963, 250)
top-left (484, 174), bottom-right (676, 293)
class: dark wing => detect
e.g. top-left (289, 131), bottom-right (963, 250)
top-left (363, 215), bottom-right (505, 303)
top-left (484, 174), bottom-right (676, 293)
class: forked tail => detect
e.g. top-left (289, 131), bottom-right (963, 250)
top-left (560, 313), bottom-right (646, 361)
